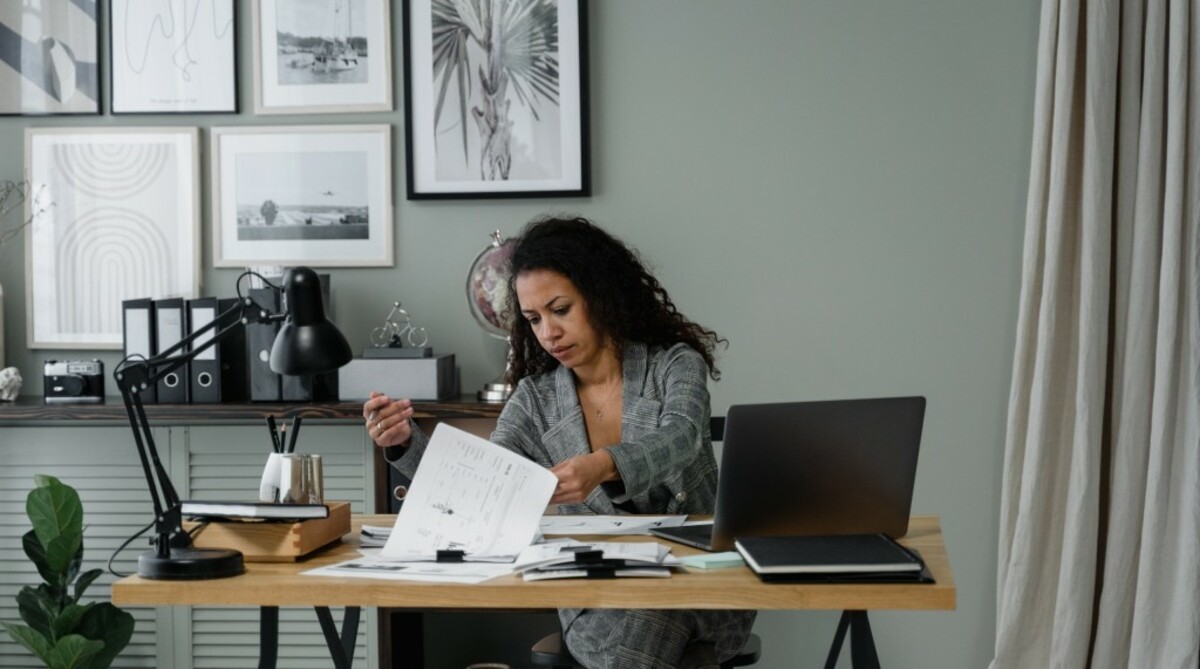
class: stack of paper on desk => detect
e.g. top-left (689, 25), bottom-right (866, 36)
top-left (304, 424), bottom-right (557, 583)
top-left (515, 540), bottom-right (681, 581)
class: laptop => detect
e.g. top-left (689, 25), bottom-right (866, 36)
top-left (650, 396), bottom-right (926, 552)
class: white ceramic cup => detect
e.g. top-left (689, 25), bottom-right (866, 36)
top-left (258, 452), bottom-right (284, 503)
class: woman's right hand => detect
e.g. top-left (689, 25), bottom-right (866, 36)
top-left (362, 392), bottom-right (415, 449)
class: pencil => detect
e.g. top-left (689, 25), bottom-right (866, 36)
top-left (287, 417), bottom-right (303, 453)
top-left (266, 416), bottom-right (280, 453)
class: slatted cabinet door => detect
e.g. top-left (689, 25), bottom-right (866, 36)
top-left (183, 425), bottom-right (375, 669)
top-left (0, 426), bottom-right (166, 669)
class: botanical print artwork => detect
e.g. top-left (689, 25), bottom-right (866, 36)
top-left (430, 0), bottom-right (562, 182)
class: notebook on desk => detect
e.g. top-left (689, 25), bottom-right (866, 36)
top-left (650, 396), bottom-right (926, 552)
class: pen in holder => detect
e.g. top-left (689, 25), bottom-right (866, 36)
top-left (279, 454), bottom-right (323, 505)
top-left (259, 452), bottom-right (284, 503)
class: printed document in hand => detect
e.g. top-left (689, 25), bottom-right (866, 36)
top-left (380, 424), bottom-right (557, 561)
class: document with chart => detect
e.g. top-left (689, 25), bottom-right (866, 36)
top-left (380, 424), bottom-right (557, 560)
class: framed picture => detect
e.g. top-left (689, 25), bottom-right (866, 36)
top-left (403, 0), bottom-right (590, 199)
top-left (24, 128), bottom-right (201, 349)
top-left (252, 0), bottom-right (392, 114)
top-left (109, 0), bottom-right (238, 114)
top-left (210, 125), bottom-right (393, 268)
top-left (0, 1), bottom-right (101, 115)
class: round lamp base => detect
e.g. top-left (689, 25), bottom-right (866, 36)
top-left (138, 548), bottom-right (245, 580)
top-left (478, 381), bottom-right (513, 402)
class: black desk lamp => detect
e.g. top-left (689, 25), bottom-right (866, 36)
top-left (114, 267), bottom-right (352, 580)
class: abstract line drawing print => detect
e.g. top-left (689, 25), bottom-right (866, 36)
top-left (28, 131), bottom-right (198, 348)
top-left (119, 1), bottom-right (232, 84)
top-left (111, 0), bottom-right (236, 112)
top-left (0, 0), bottom-right (100, 114)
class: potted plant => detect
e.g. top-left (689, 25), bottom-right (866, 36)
top-left (2, 475), bottom-right (134, 669)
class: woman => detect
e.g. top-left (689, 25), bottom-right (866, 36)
top-left (363, 217), bottom-right (756, 669)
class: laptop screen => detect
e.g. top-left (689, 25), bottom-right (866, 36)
top-left (708, 396), bottom-right (925, 551)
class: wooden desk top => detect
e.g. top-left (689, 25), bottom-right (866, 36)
top-left (112, 515), bottom-right (955, 612)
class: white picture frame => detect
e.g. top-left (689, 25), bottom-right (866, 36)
top-left (252, 0), bottom-right (392, 114)
top-left (109, 0), bottom-right (238, 114)
top-left (210, 125), bottom-right (394, 268)
top-left (24, 128), bottom-right (201, 349)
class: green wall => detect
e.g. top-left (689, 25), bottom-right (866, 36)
top-left (0, 1), bottom-right (1040, 666)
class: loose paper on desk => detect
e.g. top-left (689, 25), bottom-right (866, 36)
top-left (380, 424), bottom-right (557, 560)
top-left (540, 515), bottom-right (687, 536)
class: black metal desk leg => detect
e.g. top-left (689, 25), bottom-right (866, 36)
top-left (824, 610), bottom-right (881, 669)
top-left (258, 606), bottom-right (279, 669)
top-left (848, 611), bottom-right (881, 669)
top-left (315, 606), bottom-right (359, 669)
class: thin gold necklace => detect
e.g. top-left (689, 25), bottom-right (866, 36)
top-left (587, 380), bottom-right (621, 419)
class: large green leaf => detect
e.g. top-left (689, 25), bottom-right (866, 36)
top-left (43, 533), bottom-right (84, 586)
top-left (45, 634), bottom-right (104, 669)
top-left (23, 529), bottom-right (57, 584)
top-left (73, 569), bottom-right (103, 603)
top-left (16, 585), bottom-right (58, 638)
top-left (51, 603), bottom-right (93, 642)
top-left (76, 603), bottom-right (134, 669)
top-left (3, 623), bottom-right (53, 665)
top-left (65, 535), bottom-right (85, 591)
top-left (27, 477), bottom-right (83, 549)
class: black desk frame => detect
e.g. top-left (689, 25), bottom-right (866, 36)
top-left (254, 605), bottom-right (882, 669)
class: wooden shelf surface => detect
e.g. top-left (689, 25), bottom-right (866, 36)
top-left (0, 395), bottom-right (503, 425)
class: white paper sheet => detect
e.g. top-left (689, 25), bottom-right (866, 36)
top-left (303, 556), bottom-right (514, 584)
top-left (539, 515), bottom-right (688, 535)
top-left (381, 424), bottom-right (557, 560)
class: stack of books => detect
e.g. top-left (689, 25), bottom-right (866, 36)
top-left (734, 533), bottom-right (932, 583)
top-left (515, 541), bottom-right (681, 581)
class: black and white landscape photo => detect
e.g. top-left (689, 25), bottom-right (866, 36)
top-left (234, 150), bottom-right (369, 242)
top-left (274, 0), bottom-right (368, 86)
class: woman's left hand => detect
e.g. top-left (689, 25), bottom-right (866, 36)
top-left (550, 451), bottom-right (617, 505)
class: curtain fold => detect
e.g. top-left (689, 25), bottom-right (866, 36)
top-left (992, 0), bottom-right (1197, 667)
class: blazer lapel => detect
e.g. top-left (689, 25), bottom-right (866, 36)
top-left (621, 343), bottom-right (661, 437)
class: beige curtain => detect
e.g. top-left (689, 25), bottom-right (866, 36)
top-left (991, 0), bottom-right (1198, 667)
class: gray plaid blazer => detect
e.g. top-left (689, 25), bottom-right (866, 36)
top-left (389, 341), bottom-right (719, 517)
top-left (389, 342), bottom-right (754, 666)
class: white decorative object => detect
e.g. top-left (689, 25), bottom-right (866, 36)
top-left (0, 366), bottom-right (21, 401)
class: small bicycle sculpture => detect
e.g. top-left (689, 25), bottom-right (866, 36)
top-left (370, 301), bottom-right (429, 349)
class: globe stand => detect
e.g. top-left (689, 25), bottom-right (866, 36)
top-left (478, 338), bottom-right (514, 402)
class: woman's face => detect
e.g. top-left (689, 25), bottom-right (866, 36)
top-left (515, 269), bottom-right (606, 370)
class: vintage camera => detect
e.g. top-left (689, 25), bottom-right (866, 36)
top-left (43, 360), bottom-right (105, 404)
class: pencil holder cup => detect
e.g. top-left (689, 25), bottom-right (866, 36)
top-left (259, 453), bottom-right (284, 503)
top-left (279, 453), bottom-right (323, 505)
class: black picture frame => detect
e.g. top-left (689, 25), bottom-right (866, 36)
top-left (0, 0), bottom-right (102, 116)
top-left (109, 0), bottom-right (239, 115)
top-left (402, 0), bottom-right (591, 199)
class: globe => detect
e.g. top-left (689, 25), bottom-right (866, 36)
top-left (466, 230), bottom-right (516, 400)
top-left (466, 230), bottom-right (516, 338)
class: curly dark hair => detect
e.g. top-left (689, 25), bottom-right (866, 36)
top-left (505, 216), bottom-right (726, 383)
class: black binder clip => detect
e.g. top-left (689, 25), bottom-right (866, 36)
top-left (436, 549), bottom-right (465, 563)
top-left (572, 549), bottom-right (604, 565)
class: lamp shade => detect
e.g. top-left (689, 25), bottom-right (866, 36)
top-left (269, 267), bottom-right (352, 375)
